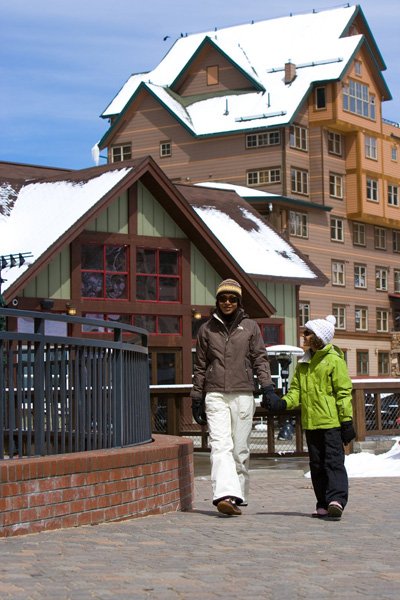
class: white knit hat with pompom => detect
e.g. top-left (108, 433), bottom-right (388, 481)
top-left (304, 315), bottom-right (336, 345)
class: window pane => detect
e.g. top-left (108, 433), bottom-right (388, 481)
top-left (135, 315), bottom-right (156, 332)
top-left (106, 246), bottom-right (127, 272)
top-left (81, 272), bottom-right (103, 297)
top-left (159, 277), bottom-right (179, 301)
top-left (137, 249), bottom-right (156, 274)
top-left (158, 316), bottom-right (180, 334)
top-left (82, 245), bottom-right (103, 269)
top-left (136, 275), bottom-right (156, 300)
top-left (159, 250), bottom-right (178, 274)
top-left (106, 274), bottom-right (128, 299)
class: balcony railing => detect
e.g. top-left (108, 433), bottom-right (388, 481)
top-left (0, 308), bottom-right (151, 459)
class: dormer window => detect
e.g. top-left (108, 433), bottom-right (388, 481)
top-left (315, 86), bottom-right (326, 109)
top-left (206, 65), bottom-right (219, 86)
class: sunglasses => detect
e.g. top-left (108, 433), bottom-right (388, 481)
top-left (218, 295), bottom-right (239, 304)
top-left (303, 329), bottom-right (314, 337)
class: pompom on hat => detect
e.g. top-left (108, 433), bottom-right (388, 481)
top-left (304, 314), bottom-right (336, 346)
top-left (216, 278), bottom-right (242, 299)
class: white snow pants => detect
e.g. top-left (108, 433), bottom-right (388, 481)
top-left (205, 391), bottom-right (255, 505)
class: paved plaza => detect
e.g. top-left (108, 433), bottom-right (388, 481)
top-left (0, 457), bottom-right (398, 599)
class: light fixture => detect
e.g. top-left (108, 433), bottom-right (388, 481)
top-left (192, 308), bottom-right (202, 320)
top-left (66, 303), bottom-right (77, 316)
top-left (40, 298), bottom-right (54, 310)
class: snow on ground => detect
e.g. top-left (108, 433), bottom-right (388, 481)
top-left (304, 437), bottom-right (400, 478)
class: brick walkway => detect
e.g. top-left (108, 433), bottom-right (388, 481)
top-left (0, 466), bottom-right (398, 599)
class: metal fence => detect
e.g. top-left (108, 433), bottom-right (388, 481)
top-left (0, 308), bottom-right (151, 459)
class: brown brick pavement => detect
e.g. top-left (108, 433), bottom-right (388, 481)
top-left (0, 467), bottom-right (398, 599)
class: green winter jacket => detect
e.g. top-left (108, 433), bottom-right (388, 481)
top-left (282, 344), bottom-right (353, 430)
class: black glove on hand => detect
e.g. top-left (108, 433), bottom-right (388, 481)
top-left (260, 385), bottom-right (287, 411)
top-left (341, 420), bottom-right (356, 445)
top-left (192, 397), bottom-right (207, 426)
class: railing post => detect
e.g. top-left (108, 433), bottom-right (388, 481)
top-left (352, 388), bottom-right (366, 441)
top-left (33, 316), bottom-right (45, 455)
top-left (113, 328), bottom-right (123, 446)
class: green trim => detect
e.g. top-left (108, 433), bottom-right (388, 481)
top-left (247, 195), bottom-right (332, 212)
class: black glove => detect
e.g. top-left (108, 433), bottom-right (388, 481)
top-left (260, 385), bottom-right (287, 411)
top-left (341, 420), bottom-right (356, 446)
top-left (192, 397), bottom-right (207, 426)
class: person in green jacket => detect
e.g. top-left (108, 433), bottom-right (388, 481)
top-left (263, 315), bottom-right (356, 520)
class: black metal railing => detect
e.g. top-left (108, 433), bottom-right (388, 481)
top-left (0, 308), bottom-right (152, 459)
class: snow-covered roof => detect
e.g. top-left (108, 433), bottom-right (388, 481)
top-left (100, 5), bottom-right (389, 138)
top-left (178, 183), bottom-right (325, 283)
top-left (0, 168), bottom-right (131, 291)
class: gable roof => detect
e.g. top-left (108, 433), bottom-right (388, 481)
top-left (177, 184), bottom-right (327, 286)
top-left (99, 4), bottom-right (391, 145)
top-left (0, 157), bottom-right (325, 316)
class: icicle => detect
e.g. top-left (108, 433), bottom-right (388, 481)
top-left (91, 143), bottom-right (100, 166)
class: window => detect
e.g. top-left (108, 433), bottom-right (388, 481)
top-left (160, 141), bottom-right (171, 157)
top-left (365, 135), bottom-right (377, 160)
top-left (367, 178), bottom-right (379, 202)
top-left (333, 305), bottom-right (346, 329)
top-left (378, 352), bottom-right (390, 375)
top-left (289, 125), bottom-right (308, 151)
top-left (375, 267), bottom-right (388, 291)
top-left (206, 65), bottom-right (219, 85)
top-left (247, 168), bottom-right (281, 186)
top-left (393, 231), bottom-right (400, 253)
top-left (82, 313), bottom-right (130, 334)
top-left (355, 307), bottom-right (368, 331)
top-left (388, 184), bottom-right (399, 207)
top-left (329, 173), bottom-right (344, 199)
top-left (134, 315), bottom-right (181, 334)
top-left (391, 146), bottom-right (398, 161)
top-left (299, 302), bottom-right (310, 327)
top-left (343, 80), bottom-right (376, 120)
top-left (291, 168), bottom-right (308, 195)
top-left (315, 86), bottom-right (326, 109)
top-left (330, 217), bottom-right (344, 242)
top-left (356, 351), bottom-right (369, 375)
top-left (353, 222), bottom-right (366, 246)
top-left (376, 309), bottom-right (389, 332)
top-left (246, 131), bottom-right (280, 148)
top-left (332, 261), bottom-right (345, 286)
top-left (259, 322), bottom-right (284, 346)
top-left (354, 264), bottom-right (367, 289)
top-left (81, 244), bottom-right (129, 300)
top-left (289, 211), bottom-right (308, 238)
top-left (328, 131), bottom-right (342, 156)
top-left (136, 248), bottom-right (181, 302)
top-left (395, 270), bottom-right (400, 293)
top-left (354, 59), bottom-right (362, 76)
top-left (111, 144), bottom-right (132, 163)
top-left (374, 227), bottom-right (386, 250)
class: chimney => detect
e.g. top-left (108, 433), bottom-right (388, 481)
top-left (284, 61), bottom-right (296, 84)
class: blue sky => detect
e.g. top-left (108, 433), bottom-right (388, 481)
top-left (1, 0), bottom-right (399, 170)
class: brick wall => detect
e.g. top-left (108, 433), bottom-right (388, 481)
top-left (0, 434), bottom-right (194, 537)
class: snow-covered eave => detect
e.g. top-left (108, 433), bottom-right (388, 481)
top-left (1, 167), bottom-right (136, 299)
top-left (251, 272), bottom-right (328, 287)
top-left (98, 82), bottom-right (196, 150)
top-left (169, 36), bottom-right (265, 93)
top-left (100, 72), bottom-right (150, 118)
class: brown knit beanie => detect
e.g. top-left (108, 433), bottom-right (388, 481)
top-left (216, 279), bottom-right (242, 298)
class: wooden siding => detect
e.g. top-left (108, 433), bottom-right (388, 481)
top-left (22, 247), bottom-right (70, 299)
top-left (255, 280), bottom-right (298, 346)
top-left (137, 182), bottom-right (186, 238)
top-left (86, 192), bottom-right (128, 233)
top-left (173, 45), bottom-right (255, 96)
top-left (190, 244), bottom-right (222, 306)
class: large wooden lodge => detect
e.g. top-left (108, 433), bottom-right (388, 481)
top-left (96, 4), bottom-right (400, 378)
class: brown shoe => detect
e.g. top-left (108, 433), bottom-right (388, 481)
top-left (217, 498), bottom-right (242, 516)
